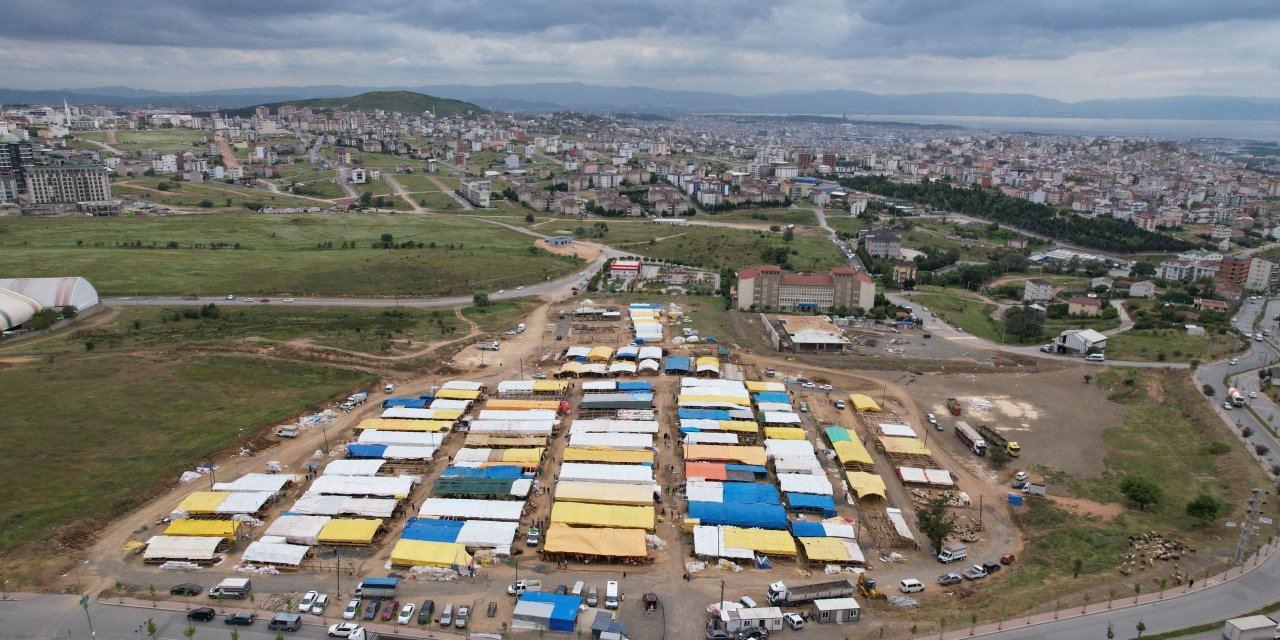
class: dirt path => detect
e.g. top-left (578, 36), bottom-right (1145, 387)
top-left (382, 174), bottom-right (426, 213)
top-left (0, 305), bottom-right (121, 352)
top-left (426, 175), bottom-right (473, 210)
top-left (82, 137), bottom-right (125, 157)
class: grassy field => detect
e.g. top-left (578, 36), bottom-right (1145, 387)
top-left (80, 129), bottom-right (209, 154)
top-left (626, 226), bottom-right (845, 271)
top-left (705, 208), bottom-right (818, 225)
top-left (0, 354), bottom-right (374, 557)
top-left (288, 174), bottom-right (347, 199)
top-left (909, 290), bottom-right (1003, 342)
top-left (112, 179), bottom-right (325, 210)
top-left (0, 214), bottom-right (581, 296)
top-left (825, 215), bottom-right (869, 237)
top-left (1104, 329), bottom-right (1235, 362)
top-left (390, 173), bottom-right (445, 193)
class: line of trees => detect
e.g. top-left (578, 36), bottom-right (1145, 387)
top-left (840, 176), bottom-right (1196, 253)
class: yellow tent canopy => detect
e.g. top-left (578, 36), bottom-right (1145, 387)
top-left (555, 481), bottom-right (654, 506)
top-left (763, 427), bottom-right (806, 440)
top-left (318, 518), bottom-right (382, 544)
top-left (848, 393), bottom-right (881, 412)
top-left (562, 448), bottom-right (654, 465)
top-left (696, 356), bottom-right (720, 367)
top-left (797, 537), bottom-right (864, 563)
top-left (436, 388), bottom-right (482, 400)
top-left (543, 524), bottom-right (648, 558)
top-left (718, 421), bottom-right (760, 434)
top-left (500, 448), bottom-right (545, 463)
top-left (532, 380), bottom-right (569, 393)
top-left (177, 491), bottom-right (229, 514)
top-left (551, 502), bottom-right (655, 531)
top-left (832, 441), bottom-right (874, 466)
top-left (165, 519), bottom-right (240, 539)
top-left (880, 437), bottom-right (932, 457)
top-left (683, 444), bottom-right (767, 466)
top-left (721, 527), bottom-right (797, 556)
top-left (359, 418), bottom-right (452, 432)
top-left (588, 346), bottom-right (614, 362)
top-left (389, 539), bottom-right (472, 568)
top-left (486, 399), bottom-right (560, 410)
top-left (845, 471), bottom-right (888, 500)
top-left (465, 434), bottom-right (548, 448)
top-left (677, 394), bottom-right (749, 406)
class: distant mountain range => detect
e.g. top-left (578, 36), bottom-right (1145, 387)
top-left (218, 91), bottom-right (484, 118)
top-left (2, 83), bottom-right (1278, 120)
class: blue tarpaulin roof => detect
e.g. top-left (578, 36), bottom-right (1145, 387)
top-left (664, 356), bottom-right (692, 372)
top-left (679, 408), bottom-right (731, 421)
top-left (752, 392), bottom-right (791, 404)
top-left (725, 464), bottom-right (769, 476)
top-left (617, 381), bottom-right (653, 391)
top-left (401, 517), bottom-right (464, 543)
top-left (382, 397), bottom-right (427, 408)
top-left (346, 443), bottom-right (387, 458)
top-left (786, 493), bottom-right (837, 517)
top-left (441, 466), bottom-right (530, 479)
top-left (688, 501), bottom-right (788, 529)
top-left (722, 482), bottom-right (781, 505)
top-left (518, 592), bottom-right (581, 632)
top-left (789, 521), bottom-right (828, 537)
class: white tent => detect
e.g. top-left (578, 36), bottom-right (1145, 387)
top-left (144, 536), bottom-right (222, 562)
top-left (878, 423), bottom-right (917, 438)
top-left (420, 498), bottom-right (524, 521)
top-left (681, 378), bottom-right (748, 392)
top-left (608, 361), bottom-right (637, 375)
top-left (468, 420), bottom-right (555, 434)
top-left (886, 508), bottom-right (916, 542)
top-left (241, 541), bottom-right (310, 567)
top-left (478, 410), bottom-right (558, 421)
top-left (778, 473), bottom-right (833, 495)
top-left (638, 346), bottom-right (663, 360)
top-left (323, 460), bottom-right (386, 476)
top-left (265, 515), bottom-right (330, 545)
top-left (638, 359), bottom-right (661, 372)
top-left (212, 473), bottom-right (294, 493)
top-left (0, 277), bottom-right (99, 311)
top-left (309, 475), bottom-right (415, 498)
top-left (565, 346), bottom-right (592, 360)
top-left (496, 381), bottom-right (535, 394)
top-left (456, 520), bottom-right (520, 548)
top-left (381, 445), bottom-right (437, 460)
top-left (441, 380), bottom-right (484, 391)
top-left (289, 494), bottom-right (349, 515)
top-left (686, 480), bottom-right (725, 503)
top-left (429, 399), bottom-right (472, 410)
top-left (341, 498), bottom-right (399, 518)
top-left (755, 402), bottom-right (794, 413)
top-left (215, 492), bottom-right (273, 514)
top-left (761, 412), bottom-right (802, 425)
top-left (558, 463), bottom-right (653, 485)
top-left (568, 432), bottom-right (653, 450)
top-left (684, 432), bottom-right (739, 445)
top-left (773, 456), bottom-right (824, 475)
top-left (570, 419), bottom-right (659, 434)
top-left (358, 430), bottom-right (446, 447)
top-left (692, 526), bottom-right (753, 559)
top-left (764, 439), bottom-right (814, 459)
top-left (582, 381), bottom-right (616, 391)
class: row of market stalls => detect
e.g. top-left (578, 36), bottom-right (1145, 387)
top-left (629, 303), bottom-right (664, 343)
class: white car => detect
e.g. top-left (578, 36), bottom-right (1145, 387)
top-left (801, 381), bottom-right (816, 389)
top-left (1014, 471), bottom-right (1028, 482)
top-left (397, 602), bottom-right (416, 625)
top-left (283, 298), bottom-right (295, 303)
top-left (783, 613), bottom-right (805, 630)
top-left (342, 598), bottom-right (360, 621)
top-left (226, 294), bottom-right (235, 301)
top-left (1229, 358), bottom-right (1239, 365)
top-left (497, 289), bottom-right (506, 294)
top-left (531, 372), bottom-right (547, 379)
top-left (311, 593), bottom-right (330, 614)
top-left (242, 297), bottom-right (256, 303)
top-left (299, 591), bottom-right (319, 612)
top-left (1250, 391), bottom-right (1259, 399)
top-left (818, 384), bottom-right (833, 391)
top-left (516, 285), bottom-right (525, 290)
top-left (327, 623), bottom-right (364, 638)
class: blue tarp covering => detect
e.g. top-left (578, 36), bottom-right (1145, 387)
top-left (617, 381), bottom-right (653, 391)
top-left (664, 356), bottom-right (692, 372)
top-left (346, 443), bottom-right (388, 458)
top-left (419, 393), bottom-right (435, 401)
top-left (441, 465), bottom-right (529, 479)
top-left (679, 408), bottom-right (731, 421)
top-left (725, 464), bottom-right (769, 476)
top-left (721, 482), bottom-right (781, 505)
top-left (628, 303), bottom-right (662, 309)
top-left (789, 521), bottom-right (828, 537)
top-left (688, 501), bottom-right (788, 529)
top-left (519, 592), bottom-right (581, 632)
top-left (752, 392), bottom-right (790, 404)
top-left (401, 517), bottom-right (464, 543)
top-left (382, 397), bottom-right (428, 408)
top-left (786, 493), bottom-right (838, 517)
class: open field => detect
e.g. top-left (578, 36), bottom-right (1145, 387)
top-left (271, 163), bottom-right (331, 180)
top-left (388, 172), bottom-right (444, 193)
top-left (287, 174), bottom-right (346, 199)
top-left (618, 225), bottom-right (845, 271)
top-left (112, 179), bottom-right (324, 210)
top-left (825, 214), bottom-right (870, 236)
top-left (0, 353), bottom-right (374, 559)
top-left (79, 129), bottom-right (209, 154)
top-left (1104, 329), bottom-right (1235, 362)
top-left (0, 214), bottom-right (581, 296)
top-left (910, 289), bottom-right (1003, 342)
top-left (704, 208), bottom-right (817, 225)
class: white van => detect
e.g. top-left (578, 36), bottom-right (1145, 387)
top-left (739, 596), bottom-right (758, 609)
top-left (439, 603), bottom-right (454, 626)
top-left (605, 581), bottom-right (619, 610)
top-left (1085, 353), bottom-right (1105, 362)
top-left (571, 581), bottom-right (585, 601)
top-left (899, 578), bottom-right (925, 593)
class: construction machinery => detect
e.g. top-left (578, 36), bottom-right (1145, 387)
top-left (856, 572), bottom-right (880, 599)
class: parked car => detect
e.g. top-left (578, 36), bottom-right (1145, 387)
top-left (224, 613), bottom-right (256, 626)
top-left (1229, 358), bottom-right (1239, 365)
top-left (982, 561), bottom-right (1003, 574)
top-left (801, 381), bottom-right (816, 389)
top-left (937, 573), bottom-right (963, 586)
top-left (362, 600), bottom-right (381, 621)
top-left (417, 600), bottom-right (435, 624)
top-left (799, 401), bottom-right (809, 412)
top-left (782, 613), bottom-right (805, 630)
top-left (706, 631), bottom-right (734, 640)
top-left (187, 607), bottom-right (216, 622)
top-left (311, 594), bottom-right (330, 615)
top-left (1014, 471), bottom-right (1028, 482)
top-left (326, 623), bottom-right (364, 638)
top-left (381, 600), bottom-right (400, 622)
top-left (926, 413), bottom-right (939, 428)
top-left (737, 628), bottom-right (769, 639)
top-left (532, 372), bottom-right (547, 379)
top-left (343, 598), bottom-right (361, 621)
top-left (1000, 553), bottom-right (1016, 565)
top-left (834, 399), bottom-right (846, 410)
top-left (299, 591), bottom-right (319, 612)
top-left (455, 606), bottom-right (470, 629)
top-left (170, 583), bottom-right (202, 596)
top-left (818, 383), bottom-right (833, 391)
top-left (397, 603), bottom-right (416, 625)
top-left (1012, 480), bottom-right (1028, 490)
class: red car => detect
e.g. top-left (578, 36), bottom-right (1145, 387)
top-left (380, 600), bottom-right (399, 622)
top-left (260, 298), bottom-right (271, 303)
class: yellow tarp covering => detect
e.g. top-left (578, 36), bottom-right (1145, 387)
top-left (677, 394), bottom-right (749, 406)
top-left (465, 434), bottom-right (548, 448)
top-left (543, 524), bottom-right (648, 558)
top-left (437, 388), bottom-right (482, 400)
top-left (165, 519), bottom-right (240, 539)
top-left (764, 427), bottom-right (807, 440)
top-left (721, 526), bottom-right (797, 556)
top-left (555, 481), bottom-right (654, 505)
top-left (587, 346), bottom-right (614, 362)
top-left (848, 393), bottom-right (882, 412)
top-left (631, 309), bottom-right (658, 318)
top-left (486, 399), bottom-right (560, 410)
top-left (562, 447), bottom-right (654, 465)
top-left (832, 441), bottom-right (874, 466)
top-left (390, 539), bottom-right (472, 568)
top-left (359, 418), bottom-right (452, 432)
top-left (683, 444), bottom-right (767, 466)
top-left (744, 381), bottom-right (771, 392)
top-left (845, 471), bottom-right (888, 500)
top-left (881, 437), bottom-right (932, 457)
top-left (500, 448), bottom-right (544, 463)
top-left (696, 356), bottom-right (720, 367)
top-left (559, 361), bottom-right (585, 374)
top-left (798, 537), bottom-right (861, 563)
top-left (718, 420), bottom-right (760, 433)
top-left (317, 518), bottom-right (382, 544)
top-left (533, 380), bottom-right (569, 393)
top-left (551, 502), bottom-right (655, 531)
top-left (177, 491), bottom-right (229, 514)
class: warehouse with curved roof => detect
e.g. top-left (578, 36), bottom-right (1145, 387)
top-left (0, 277), bottom-right (99, 312)
top-left (0, 287), bottom-right (41, 330)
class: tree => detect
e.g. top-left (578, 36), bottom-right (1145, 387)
top-left (61, 305), bottom-right (78, 319)
top-left (1003, 306), bottom-right (1044, 342)
top-left (1107, 622), bottom-right (1114, 639)
top-left (1203, 384), bottom-right (1216, 396)
top-left (990, 447), bottom-right (1011, 469)
top-left (525, 213), bottom-right (534, 223)
top-left (915, 495), bottom-right (956, 556)
top-left (472, 291), bottom-right (491, 307)
top-left (183, 623), bottom-right (196, 640)
top-left (149, 584), bottom-right (157, 607)
top-left (782, 227), bottom-right (795, 243)
top-left (1119, 476), bottom-right (1162, 511)
top-left (1136, 620), bottom-right (1146, 637)
top-left (359, 190), bottom-right (373, 207)
top-left (1083, 374), bottom-right (1092, 385)
top-left (1073, 558), bottom-right (1083, 579)
top-left (146, 618), bottom-right (158, 640)
top-left (230, 629), bottom-right (240, 640)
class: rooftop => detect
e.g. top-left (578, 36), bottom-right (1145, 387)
top-left (780, 316), bottom-right (849, 345)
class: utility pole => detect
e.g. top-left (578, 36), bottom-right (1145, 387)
top-left (1234, 487), bottom-right (1263, 566)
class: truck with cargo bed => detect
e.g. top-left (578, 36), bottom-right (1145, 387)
top-left (946, 397), bottom-right (961, 416)
top-left (975, 424), bottom-right (1020, 457)
top-left (353, 577), bottom-right (399, 599)
top-left (765, 579), bottom-right (855, 606)
top-left (507, 579), bottom-right (543, 596)
top-left (954, 421), bottom-right (987, 456)
top-left (1222, 615), bottom-right (1279, 640)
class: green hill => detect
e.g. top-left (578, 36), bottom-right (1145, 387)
top-left (225, 91), bottom-right (485, 118)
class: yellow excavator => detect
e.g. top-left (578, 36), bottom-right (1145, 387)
top-left (857, 572), bottom-right (879, 599)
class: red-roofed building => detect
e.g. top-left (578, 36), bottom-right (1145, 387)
top-left (609, 259), bottom-right (642, 279)
top-left (737, 265), bottom-right (875, 312)
top-left (1067, 296), bottom-right (1103, 317)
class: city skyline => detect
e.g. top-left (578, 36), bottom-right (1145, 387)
top-left (2, 0), bottom-right (1279, 101)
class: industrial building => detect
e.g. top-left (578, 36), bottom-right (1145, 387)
top-left (0, 277), bottom-right (100, 331)
top-left (736, 265), bottom-right (875, 313)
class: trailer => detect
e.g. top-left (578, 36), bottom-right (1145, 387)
top-left (766, 579), bottom-right (855, 606)
top-left (954, 421), bottom-right (987, 456)
top-left (354, 577), bottom-right (399, 598)
top-left (1223, 615), bottom-right (1279, 640)
top-left (946, 398), bottom-right (961, 416)
top-left (975, 424), bottom-right (1020, 457)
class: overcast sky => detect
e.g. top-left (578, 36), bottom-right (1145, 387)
top-left (3, 0), bottom-right (1279, 100)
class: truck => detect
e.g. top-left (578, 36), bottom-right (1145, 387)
top-left (507, 579), bottom-right (543, 596)
top-left (963, 564), bottom-right (988, 580)
top-left (1022, 483), bottom-right (1047, 496)
top-left (476, 341), bottom-right (501, 351)
top-left (353, 577), bottom-right (400, 599)
top-left (937, 544), bottom-right (968, 564)
top-left (1229, 387), bottom-right (1246, 407)
top-left (765, 579), bottom-right (856, 606)
top-left (208, 578), bottom-right (252, 599)
top-left (975, 424), bottom-right (1020, 457)
top-left (275, 426), bottom-right (299, 438)
top-left (516, 323), bottom-right (526, 334)
top-left (349, 392), bottom-right (369, 405)
top-left (946, 398), bottom-right (961, 416)
top-left (954, 421), bottom-right (988, 456)
top-left (1222, 615), bottom-right (1280, 640)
